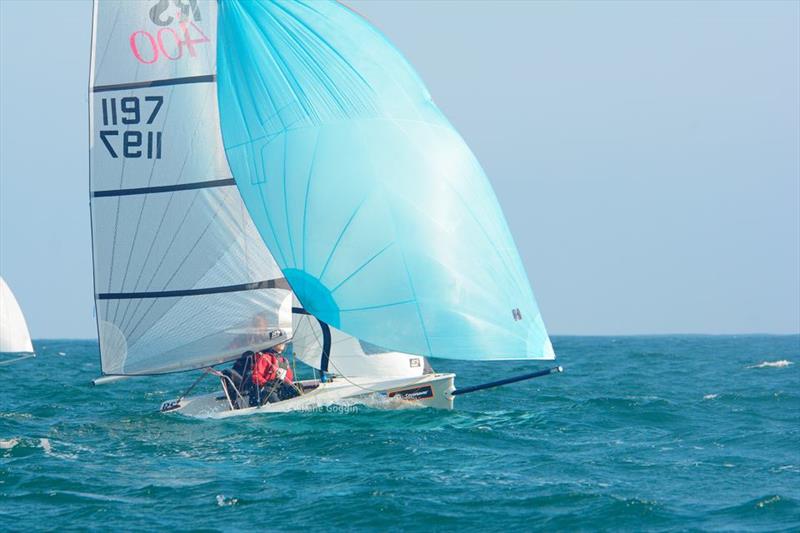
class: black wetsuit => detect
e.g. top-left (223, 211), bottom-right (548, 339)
top-left (221, 354), bottom-right (255, 407)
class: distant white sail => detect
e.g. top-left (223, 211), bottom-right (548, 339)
top-left (0, 277), bottom-right (34, 353)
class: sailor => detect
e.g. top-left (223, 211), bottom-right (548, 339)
top-left (251, 343), bottom-right (299, 404)
top-left (221, 350), bottom-right (256, 408)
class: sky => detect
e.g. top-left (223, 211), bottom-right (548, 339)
top-left (0, 0), bottom-right (798, 339)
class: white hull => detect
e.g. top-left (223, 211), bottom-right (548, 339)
top-left (162, 373), bottom-right (455, 418)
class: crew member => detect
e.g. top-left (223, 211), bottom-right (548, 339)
top-left (221, 350), bottom-right (256, 409)
top-left (251, 343), bottom-right (299, 404)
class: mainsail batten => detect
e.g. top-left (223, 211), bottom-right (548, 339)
top-left (217, 0), bottom-right (554, 361)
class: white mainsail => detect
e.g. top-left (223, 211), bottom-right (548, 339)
top-left (0, 277), bottom-right (34, 354)
top-left (89, 0), bottom-right (291, 375)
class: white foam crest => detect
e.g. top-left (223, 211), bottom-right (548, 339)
top-left (0, 438), bottom-right (19, 449)
top-left (38, 438), bottom-right (79, 460)
top-left (747, 360), bottom-right (793, 369)
top-left (39, 438), bottom-right (52, 455)
top-left (756, 495), bottom-right (781, 508)
top-left (216, 494), bottom-right (238, 507)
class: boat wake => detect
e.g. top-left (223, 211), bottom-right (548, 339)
top-left (747, 360), bottom-right (793, 369)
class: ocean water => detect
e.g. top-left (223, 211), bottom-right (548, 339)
top-left (1, 335), bottom-right (798, 531)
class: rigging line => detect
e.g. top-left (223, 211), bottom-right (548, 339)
top-left (107, 158), bottom-right (128, 319)
top-left (324, 357), bottom-right (401, 395)
top-left (238, 190), bottom-right (253, 281)
top-left (255, 176), bottom-right (290, 266)
top-left (128, 193), bottom-right (244, 321)
top-left (216, 60), bottom-right (255, 278)
top-left (393, 212), bottom-right (433, 358)
top-left (301, 132), bottom-right (320, 271)
top-left (390, 118), bottom-right (522, 301)
top-left (244, 2), bottom-right (315, 121)
top-left (110, 78), bottom-right (180, 325)
top-left (267, 0), bottom-right (375, 114)
top-left (176, 368), bottom-right (211, 402)
top-left (220, 114), bottom-right (308, 151)
top-left (115, 183), bottom-right (180, 332)
top-left (0, 354), bottom-right (35, 366)
top-left (114, 82), bottom-right (214, 327)
top-left (317, 194), bottom-right (369, 283)
top-left (112, 83), bottom-right (183, 326)
top-left (446, 181), bottom-right (522, 303)
top-left (355, 122), bottom-right (431, 356)
top-left (255, 2), bottom-right (347, 116)
top-left (125, 194), bottom-right (228, 340)
top-left (329, 242), bottom-right (394, 294)
top-left (118, 90), bottom-right (217, 332)
top-left (399, 117), bottom-right (525, 307)
top-left (222, 26), bottom-right (292, 270)
top-left (281, 134), bottom-right (298, 266)
top-left (94, 3), bottom-right (122, 79)
top-left (225, 7), bottom-right (277, 130)
top-left (108, 64), bottom-right (172, 324)
top-left (121, 188), bottom-right (206, 337)
top-left (104, 18), bottom-right (148, 312)
top-left (338, 299), bottom-right (415, 313)
top-left (228, 3), bottom-right (296, 127)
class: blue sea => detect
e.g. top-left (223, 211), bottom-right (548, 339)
top-left (1, 335), bottom-right (798, 531)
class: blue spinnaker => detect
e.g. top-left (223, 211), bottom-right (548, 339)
top-left (217, 0), bottom-right (553, 360)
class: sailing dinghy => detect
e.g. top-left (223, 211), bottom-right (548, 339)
top-left (0, 276), bottom-right (35, 363)
top-left (88, 0), bottom-right (559, 417)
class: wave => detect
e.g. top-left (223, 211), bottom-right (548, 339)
top-left (215, 494), bottom-right (239, 507)
top-left (0, 438), bottom-right (19, 450)
top-left (747, 360), bottom-right (793, 369)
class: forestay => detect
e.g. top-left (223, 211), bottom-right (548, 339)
top-left (89, 0), bottom-right (291, 375)
top-left (217, 0), bottom-right (554, 361)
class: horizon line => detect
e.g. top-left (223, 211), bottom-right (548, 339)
top-left (27, 332), bottom-right (800, 342)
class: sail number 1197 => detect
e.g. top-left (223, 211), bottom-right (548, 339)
top-left (98, 96), bottom-right (163, 159)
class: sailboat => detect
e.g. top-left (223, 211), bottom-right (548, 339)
top-left (0, 276), bottom-right (35, 363)
top-left (88, 0), bottom-right (560, 417)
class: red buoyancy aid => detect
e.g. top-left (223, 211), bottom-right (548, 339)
top-left (252, 351), bottom-right (293, 387)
